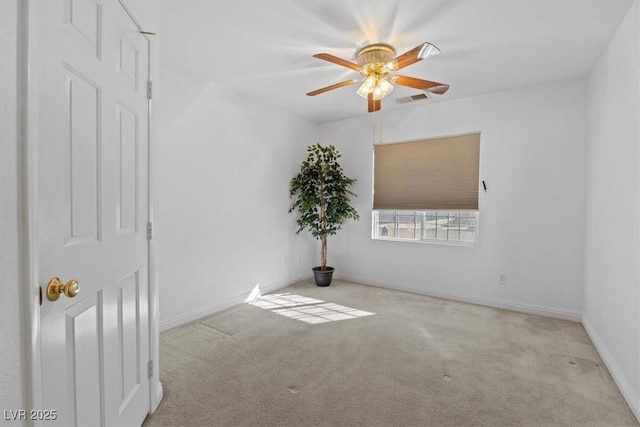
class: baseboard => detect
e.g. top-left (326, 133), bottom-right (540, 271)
top-left (336, 273), bottom-right (582, 322)
top-left (151, 381), bottom-right (163, 413)
top-left (582, 315), bottom-right (640, 423)
top-left (159, 274), bottom-right (312, 331)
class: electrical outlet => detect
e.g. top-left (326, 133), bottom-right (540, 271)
top-left (498, 274), bottom-right (507, 285)
top-left (281, 258), bottom-right (288, 270)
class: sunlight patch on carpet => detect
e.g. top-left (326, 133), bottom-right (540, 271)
top-left (249, 293), bottom-right (375, 324)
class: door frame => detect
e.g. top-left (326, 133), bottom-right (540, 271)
top-left (17, 0), bottom-right (162, 419)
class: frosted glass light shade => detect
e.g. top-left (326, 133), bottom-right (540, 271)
top-left (357, 76), bottom-right (377, 99)
top-left (372, 78), bottom-right (394, 100)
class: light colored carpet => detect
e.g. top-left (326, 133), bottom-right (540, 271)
top-left (144, 279), bottom-right (638, 427)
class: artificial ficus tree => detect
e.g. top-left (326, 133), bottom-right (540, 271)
top-left (289, 144), bottom-right (360, 271)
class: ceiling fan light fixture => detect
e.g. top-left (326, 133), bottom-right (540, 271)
top-left (356, 76), bottom-right (394, 100)
top-left (307, 41), bottom-right (449, 113)
top-left (355, 43), bottom-right (396, 67)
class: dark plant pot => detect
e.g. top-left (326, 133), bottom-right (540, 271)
top-left (312, 266), bottom-right (334, 287)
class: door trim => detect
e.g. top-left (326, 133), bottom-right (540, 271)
top-left (18, 0), bottom-right (162, 419)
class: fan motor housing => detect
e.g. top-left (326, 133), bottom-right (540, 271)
top-left (356, 43), bottom-right (396, 66)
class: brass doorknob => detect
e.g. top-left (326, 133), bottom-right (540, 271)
top-left (46, 277), bottom-right (79, 301)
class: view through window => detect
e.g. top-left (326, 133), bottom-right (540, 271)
top-left (373, 210), bottom-right (478, 244)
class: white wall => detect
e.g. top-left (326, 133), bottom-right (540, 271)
top-left (583, 0), bottom-right (640, 420)
top-left (0, 0), bottom-right (25, 413)
top-left (157, 62), bottom-right (318, 329)
top-left (318, 78), bottom-right (588, 319)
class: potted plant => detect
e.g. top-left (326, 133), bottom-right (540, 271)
top-left (289, 143), bottom-right (360, 287)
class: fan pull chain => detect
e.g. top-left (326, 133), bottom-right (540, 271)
top-left (372, 110), bottom-right (383, 145)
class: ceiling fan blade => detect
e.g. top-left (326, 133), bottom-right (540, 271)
top-left (306, 79), bottom-right (359, 96)
top-left (367, 92), bottom-right (381, 113)
top-left (313, 53), bottom-right (362, 71)
top-left (393, 75), bottom-right (449, 94)
top-left (426, 84), bottom-right (450, 95)
top-left (387, 42), bottom-right (440, 71)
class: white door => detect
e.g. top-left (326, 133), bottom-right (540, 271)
top-left (36, 0), bottom-right (151, 425)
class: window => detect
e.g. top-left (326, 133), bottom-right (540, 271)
top-left (373, 210), bottom-right (478, 244)
top-left (372, 133), bottom-right (480, 245)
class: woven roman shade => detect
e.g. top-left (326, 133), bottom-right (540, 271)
top-left (373, 133), bottom-right (480, 210)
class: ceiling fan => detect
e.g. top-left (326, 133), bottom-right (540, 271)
top-left (306, 42), bottom-right (449, 113)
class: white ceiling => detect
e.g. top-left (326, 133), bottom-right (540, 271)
top-left (159, 0), bottom-right (633, 124)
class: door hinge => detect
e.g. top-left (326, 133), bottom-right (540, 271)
top-left (147, 81), bottom-right (153, 100)
top-left (147, 360), bottom-right (153, 378)
top-left (147, 221), bottom-right (153, 240)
